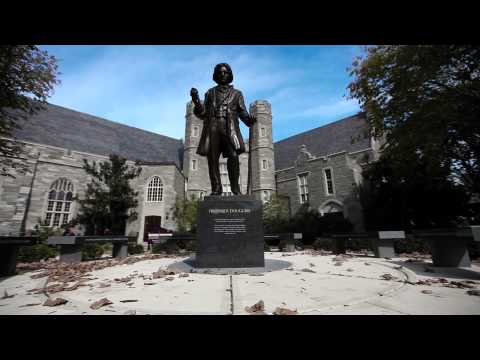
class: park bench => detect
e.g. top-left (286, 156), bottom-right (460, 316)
top-left (46, 236), bottom-right (135, 263)
top-left (328, 231), bottom-right (406, 257)
top-left (412, 227), bottom-right (475, 267)
top-left (264, 233), bottom-right (302, 252)
top-left (0, 236), bottom-right (39, 276)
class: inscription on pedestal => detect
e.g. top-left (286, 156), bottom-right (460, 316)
top-left (197, 195), bottom-right (264, 268)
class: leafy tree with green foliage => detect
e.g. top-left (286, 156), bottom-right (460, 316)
top-left (75, 154), bottom-right (141, 235)
top-left (263, 194), bottom-right (290, 234)
top-left (0, 45), bottom-right (60, 176)
top-left (348, 45), bottom-right (479, 227)
top-left (348, 45), bottom-right (480, 195)
top-left (171, 195), bottom-right (200, 233)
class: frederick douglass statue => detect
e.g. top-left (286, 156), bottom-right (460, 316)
top-left (190, 63), bottom-right (256, 195)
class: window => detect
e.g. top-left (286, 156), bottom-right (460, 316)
top-left (261, 127), bottom-right (266, 137)
top-left (44, 178), bottom-right (74, 227)
top-left (146, 176), bottom-right (163, 202)
top-left (220, 163), bottom-right (231, 196)
top-left (192, 159), bottom-right (197, 170)
top-left (324, 168), bottom-right (335, 195)
top-left (193, 126), bottom-right (199, 137)
top-left (262, 190), bottom-right (270, 203)
top-left (298, 173), bottom-right (309, 204)
top-left (262, 159), bottom-right (268, 170)
top-left (199, 191), bottom-right (206, 200)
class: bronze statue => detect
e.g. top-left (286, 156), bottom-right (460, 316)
top-left (190, 63), bottom-right (256, 196)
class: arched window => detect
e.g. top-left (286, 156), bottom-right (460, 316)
top-left (44, 178), bottom-right (74, 227)
top-left (146, 176), bottom-right (163, 202)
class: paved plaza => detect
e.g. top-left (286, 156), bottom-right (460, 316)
top-left (1, 251), bottom-right (479, 315)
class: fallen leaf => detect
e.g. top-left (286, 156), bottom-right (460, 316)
top-left (90, 298), bottom-right (113, 310)
top-left (245, 300), bottom-right (265, 314)
top-left (1, 290), bottom-right (15, 299)
top-left (119, 299), bottom-right (138, 303)
top-left (273, 307), bottom-right (298, 315)
top-left (43, 298), bottom-right (68, 307)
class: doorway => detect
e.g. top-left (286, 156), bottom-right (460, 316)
top-left (143, 216), bottom-right (162, 242)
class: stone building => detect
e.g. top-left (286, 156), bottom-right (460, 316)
top-left (0, 99), bottom-right (379, 241)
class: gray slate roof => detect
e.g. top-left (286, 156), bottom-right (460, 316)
top-left (12, 103), bottom-right (183, 167)
top-left (273, 112), bottom-right (370, 170)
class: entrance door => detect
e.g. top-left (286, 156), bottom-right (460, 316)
top-left (144, 216), bottom-right (162, 242)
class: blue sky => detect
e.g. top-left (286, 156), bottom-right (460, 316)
top-left (40, 45), bottom-right (364, 142)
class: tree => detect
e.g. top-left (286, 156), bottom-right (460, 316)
top-left (263, 194), bottom-right (290, 234)
top-left (75, 154), bottom-right (141, 235)
top-left (348, 45), bottom-right (480, 196)
top-left (171, 195), bottom-right (200, 233)
top-left (0, 45), bottom-right (60, 176)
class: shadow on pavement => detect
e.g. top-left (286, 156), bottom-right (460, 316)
top-left (391, 259), bottom-right (480, 281)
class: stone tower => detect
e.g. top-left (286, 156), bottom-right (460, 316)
top-left (183, 101), bottom-right (210, 199)
top-left (249, 100), bottom-right (276, 202)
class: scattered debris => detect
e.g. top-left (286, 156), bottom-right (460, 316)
top-left (421, 290), bottom-right (433, 294)
top-left (364, 262), bottom-right (371, 266)
top-left (114, 277), bottom-right (132, 283)
top-left (19, 303), bottom-right (42, 307)
top-left (179, 273), bottom-right (189, 278)
top-left (119, 299), bottom-right (138, 303)
top-left (124, 310), bottom-right (136, 315)
top-left (273, 307), bottom-right (298, 315)
top-left (144, 282), bottom-right (156, 285)
top-left (43, 298), bottom-right (68, 307)
top-left (245, 300), bottom-right (265, 314)
top-left (187, 279), bottom-right (195, 282)
top-left (394, 266), bottom-right (403, 270)
top-left (380, 273), bottom-right (397, 281)
top-left (466, 290), bottom-right (480, 296)
top-left (90, 298), bottom-right (113, 310)
top-left (309, 263), bottom-right (315, 267)
top-left (334, 262), bottom-right (343, 266)
top-left (165, 277), bottom-right (175, 281)
top-left (301, 268), bottom-right (316, 273)
top-left (1, 290), bottom-right (15, 299)
top-left (346, 268), bottom-right (354, 272)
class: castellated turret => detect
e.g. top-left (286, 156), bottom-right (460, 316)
top-left (249, 100), bottom-right (276, 202)
top-left (184, 100), bottom-right (275, 201)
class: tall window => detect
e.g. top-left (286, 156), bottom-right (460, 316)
top-left (146, 176), bottom-right (163, 202)
top-left (191, 159), bottom-right (197, 170)
top-left (261, 127), bottom-right (266, 137)
top-left (262, 190), bottom-right (270, 203)
top-left (298, 173), bottom-right (309, 204)
top-left (193, 126), bottom-right (199, 137)
top-left (44, 178), bottom-right (74, 227)
top-left (324, 168), bottom-right (335, 195)
top-left (220, 163), bottom-right (231, 196)
top-left (262, 159), bottom-right (268, 170)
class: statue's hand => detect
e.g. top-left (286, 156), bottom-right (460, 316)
top-left (190, 88), bottom-right (200, 104)
top-left (250, 115), bottom-right (257, 126)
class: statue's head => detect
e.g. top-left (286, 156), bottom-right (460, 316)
top-left (213, 63), bottom-right (233, 85)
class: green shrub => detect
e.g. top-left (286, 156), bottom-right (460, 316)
top-left (17, 244), bottom-right (57, 263)
top-left (393, 238), bottom-right (431, 254)
top-left (128, 243), bottom-right (144, 255)
top-left (347, 238), bottom-right (372, 251)
top-left (152, 243), bottom-right (167, 253)
top-left (312, 237), bottom-right (333, 251)
top-left (185, 240), bottom-right (196, 252)
top-left (82, 243), bottom-right (104, 260)
top-left (264, 241), bottom-right (270, 252)
top-left (467, 239), bottom-right (480, 259)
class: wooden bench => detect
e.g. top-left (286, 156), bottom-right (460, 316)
top-left (47, 236), bottom-right (134, 263)
top-left (0, 236), bottom-right (39, 276)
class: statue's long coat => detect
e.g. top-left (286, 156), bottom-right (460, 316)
top-left (194, 85), bottom-right (253, 158)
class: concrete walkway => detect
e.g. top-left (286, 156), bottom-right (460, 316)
top-left (1, 251), bottom-right (480, 315)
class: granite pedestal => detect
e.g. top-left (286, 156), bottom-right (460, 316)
top-left (373, 231), bottom-right (405, 258)
top-left (196, 195), bottom-right (264, 268)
